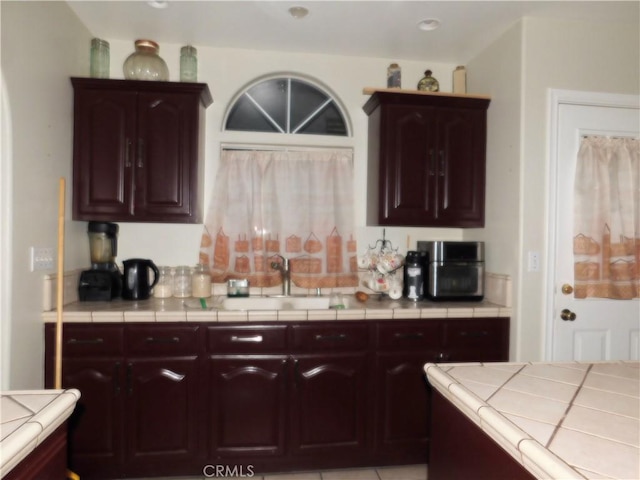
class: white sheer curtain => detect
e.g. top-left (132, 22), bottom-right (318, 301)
top-left (199, 149), bottom-right (358, 289)
top-left (573, 136), bottom-right (640, 299)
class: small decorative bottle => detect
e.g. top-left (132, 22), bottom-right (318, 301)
top-left (90, 38), bottom-right (110, 79)
top-left (180, 45), bottom-right (197, 82)
top-left (417, 70), bottom-right (439, 92)
top-left (387, 63), bottom-right (401, 88)
top-left (123, 39), bottom-right (169, 81)
top-left (191, 263), bottom-right (211, 298)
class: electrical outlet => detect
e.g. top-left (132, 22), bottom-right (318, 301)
top-left (31, 247), bottom-right (55, 271)
top-left (527, 251), bottom-right (540, 272)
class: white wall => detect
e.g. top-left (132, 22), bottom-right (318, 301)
top-left (464, 22), bottom-right (524, 360)
top-left (463, 17), bottom-right (639, 361)
top-left (1, 2), bottom-right (91, 388)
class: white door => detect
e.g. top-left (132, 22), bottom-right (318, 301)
top-left (548, 90), bottom-right (640, 361)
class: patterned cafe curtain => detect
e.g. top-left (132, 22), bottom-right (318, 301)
top-left (199, 149), bottom-right (359, 289)
top-left (573, 136), bottom-right (640, 299)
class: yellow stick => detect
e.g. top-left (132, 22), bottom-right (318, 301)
top-left (54, 178), bottom-right (65, 390)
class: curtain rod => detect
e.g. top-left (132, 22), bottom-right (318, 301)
top-left (221, 142), bottom-right (354, 153)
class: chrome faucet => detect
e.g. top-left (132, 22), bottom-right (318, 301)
top-left (270, 255), bottom-right (291, 296)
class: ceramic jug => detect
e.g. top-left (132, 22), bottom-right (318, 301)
top-left (122, 258), bottom-right (159, 300)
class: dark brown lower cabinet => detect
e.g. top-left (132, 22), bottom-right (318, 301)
top-left (290, 353), bottom-right (369, 460)
top-left (429, 390), bottom-right (535, 480)
top-left (45, 316), bottom-right (509, 478)
top-left (3, 425), bottom-right (68, 480)
top-left (208, 355), bottom-right (288, 459)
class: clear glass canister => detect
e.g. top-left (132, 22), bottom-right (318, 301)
top-left (173, 266), bottom-right (192, 298)
top-left (123, 39), bottom-right (169, 81)
top-left (387, 63), bottom-right (401, 88)
top-left (180, 45), bottom-right (197, 82)
top-left (153, 266), bottom-right (174, 298)
top-left (191, 263), bottom-right (211, 298)
top-left (90, 38), bottom-right (110, 79)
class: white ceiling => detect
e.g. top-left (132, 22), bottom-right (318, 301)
top-left (67, 1), bottom-right (639, 63)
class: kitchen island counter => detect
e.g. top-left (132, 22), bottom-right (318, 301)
top-left (42, 295), bottom-right (510, 323)
top-left (0, 389), bottom-right (80, 477)
top-left (424, 361), bottom-right (639, 479)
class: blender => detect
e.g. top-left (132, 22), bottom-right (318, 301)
top-left (78, 222), bottom-right (123, 301)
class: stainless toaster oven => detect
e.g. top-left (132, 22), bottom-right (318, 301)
top-left (417, 241), bottom-right (484, 301)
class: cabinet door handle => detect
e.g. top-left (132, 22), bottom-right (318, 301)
top-left (230, 335), bottom-right (263, 343)
top-left (145, 336), bottom-right (180, 344)
top-left (439, 150), bottom-right (446, 177)
top-left (125, 138), bottom-right (132, 168)
top-left (429, 149), bottom-right (436, 176)
top-left (393, 332), bottom-right (424, 340)
top-left (459, 330), bottom-right (489, 338)
top-left (137, 139), bottom-right (145, 168)
top-left (114, 362), bottom-right (121, 396)
top-left (293, 358), bottom-right (300, 386)
top-left (67, 337), bottom-right (104, 345)
top-left (126, 363), bottom-right (133, 395)
top-left (314, 333), bottom-right (347, 341)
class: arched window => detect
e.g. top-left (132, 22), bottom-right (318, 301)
top-left (223, 74), bottom-right (350, 136)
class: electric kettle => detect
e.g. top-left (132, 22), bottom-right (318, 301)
top-left (122, 258), bottom-right (159, 300)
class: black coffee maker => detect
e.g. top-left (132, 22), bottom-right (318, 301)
top-left (78, 222), bottom-right (123, 301)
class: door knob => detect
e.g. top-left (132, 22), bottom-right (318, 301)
top-left (561, 284), bottom-right (574, 295)
top-left (560, 309), bottom-right (577, 321)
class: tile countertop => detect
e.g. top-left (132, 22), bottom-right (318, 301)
top-left (42, 295), bottom-right (511, 323)
top-left (424, 361), bottom-right (640, 480)
top-left (0, 389), bottom-right (80, 477)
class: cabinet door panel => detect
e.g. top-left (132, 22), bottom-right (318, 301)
top-left (136, 92), bottom-right (197, 220)
top-left (125, 357), bottom-right (200, 468)
top-left (290, 354), bottom-right (368, 456)
top-left (437, 108), bottom-right (486, 226)
top-left (73, 90), bottom-right (137, 220)
top-left (383, 106), bottom-right (435, 224)
top-left (374, 352), bottom-right (434, 461)
top-left (208, 356), bottom-right (288, 457)
top-left (62, 358), bottom-right (124, 478)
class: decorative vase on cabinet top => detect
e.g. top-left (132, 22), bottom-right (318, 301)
top-left (123, 39), bottom-right (169, 81)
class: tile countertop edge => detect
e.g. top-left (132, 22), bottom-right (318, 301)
top-left (423, 363), bottom-right (583, 480)
top-left (0, 389), bottom-right (81, 477)
top-left (42, 297), bottom-right (510, 322)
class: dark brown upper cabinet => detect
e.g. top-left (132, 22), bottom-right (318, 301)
top-left (363, 89), bottom-right (490, 228)
top-left (71, 78), bottom-right (212, 223)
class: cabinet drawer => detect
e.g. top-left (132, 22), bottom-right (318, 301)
top-left (207, 325), bottom-right (287, 353)
top-left (125, 325), bottom-right (199, 355)
top-left (376, 321), bottom-right (441, 350)
top-left (442, 318), bottom-right (507, 350)
top-left (290, 323), bottom-right (369, 351)
top-left (52, 324), bottom-right (123, 356)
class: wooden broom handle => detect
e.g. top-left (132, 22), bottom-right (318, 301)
top-left (54, 178), bottom-right (65, 389)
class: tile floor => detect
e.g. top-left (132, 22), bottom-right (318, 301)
top-left (130, 464), bottom-right (427, 480)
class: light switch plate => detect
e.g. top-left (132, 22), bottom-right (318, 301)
top-left (527, 251), bottom-right (540, 272)
top-left (31, 247), bottom-right (55, 271)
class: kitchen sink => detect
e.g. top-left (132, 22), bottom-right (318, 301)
top-left (219, 295), bottom-right (336, 310)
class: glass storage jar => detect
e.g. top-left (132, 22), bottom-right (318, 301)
top-left (153, 266), bottom-right (174, 298)
top-left (123, 39), bottom-right (169, 81)
top-left (191, 263), bottom-right (211, 298)
top-left (180, 45), bottom-right (197, 82)
top-left (90, 38), bottom-right (110, 78)
top-left (173, 266), bottom-right (192, 298)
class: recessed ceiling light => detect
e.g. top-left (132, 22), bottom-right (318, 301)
top-left (288, 6), bottom-right (309, 19)
top-left (417, 18), bottom-right (441, 31)
top-left (147, 1), bottom-right (169, 9)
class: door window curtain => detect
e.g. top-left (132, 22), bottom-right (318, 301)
top-left (199, 149), bottom-right (359, 289)
top-left (573, 136), bottom-right (640, 299)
